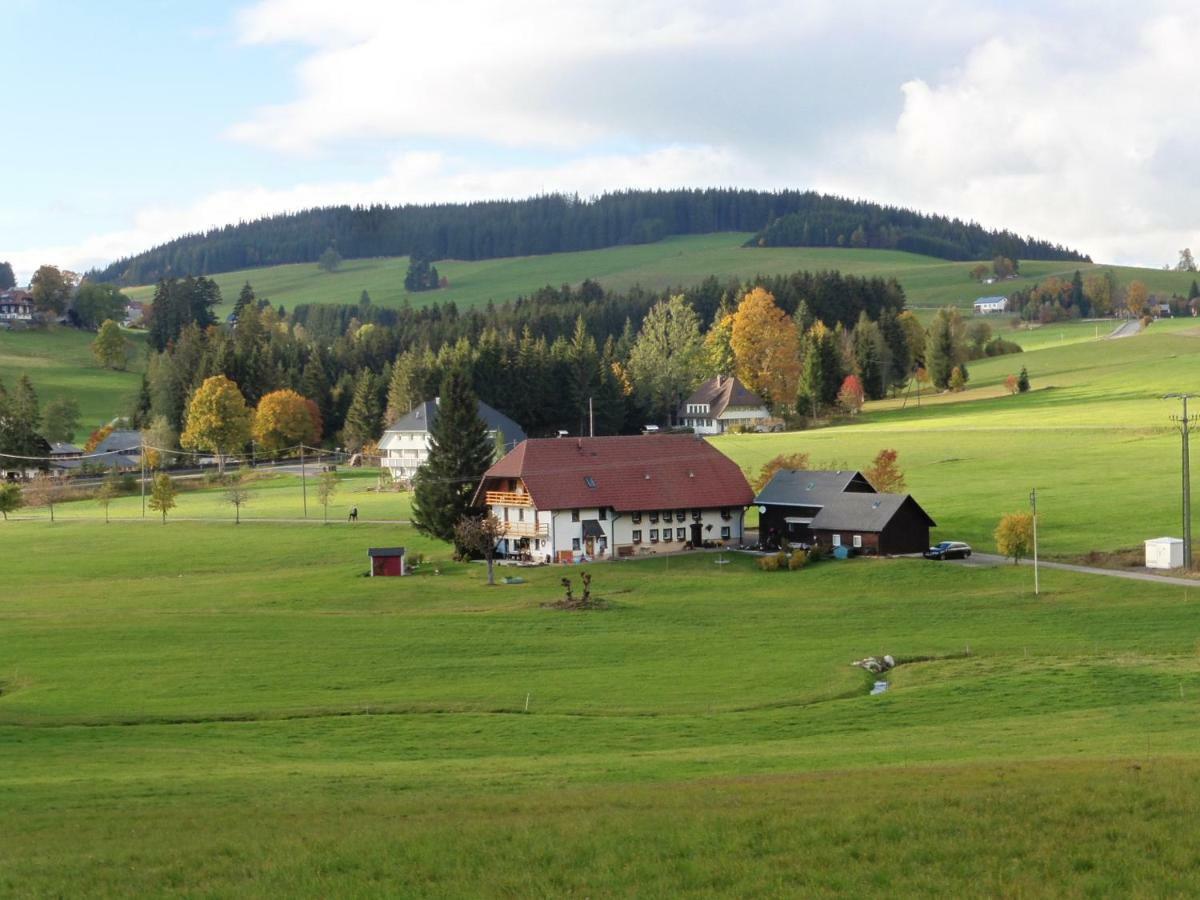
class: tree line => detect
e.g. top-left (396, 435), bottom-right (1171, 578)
top-left (89, 188), bottom-right (1089, 285)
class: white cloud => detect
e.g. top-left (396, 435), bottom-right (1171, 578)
top-left (812, 10), bottom-right (1200, 264)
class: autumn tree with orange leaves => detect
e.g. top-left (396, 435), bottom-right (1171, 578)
top-left (253, 389), bottom-right (322, 455)
top-left (729, 288), bottom-right (800, 410)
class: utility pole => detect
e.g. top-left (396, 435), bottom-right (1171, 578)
top-left (1030, 488), bottom-right (1039, 596)
top-left (300, 444), bottom-right (308, 518)
top-left (140, 439), bottom-right (146, 519)
top-left (1165, 393), bottom-right (1195, 569)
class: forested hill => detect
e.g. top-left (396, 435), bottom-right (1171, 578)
top-left (93, 189), bottom-right (1088, 285)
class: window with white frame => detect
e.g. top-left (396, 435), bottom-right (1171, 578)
top-left (853, 534), bottom-right (862, 548)
top-left (633, 530), bottom-right (642, 543)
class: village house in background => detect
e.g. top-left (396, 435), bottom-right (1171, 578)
top-left (756, 469), bottom-right (936, 555)
top-left (474, 433), bottom-right (754, 561)
top-left (123, 301), bottom-right (147, 328)
top-left (92, 430), bottom-right (143, 471)
top-left (676, 375), bottom-right (772, 434)
top-left (0, 289), bottom-right (34, 325)
top-left (380, 399), bottom-right (526, 481)
top-left (972, 296), bottom-right (1008, 315)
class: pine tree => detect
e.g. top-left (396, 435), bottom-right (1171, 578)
top-left (233, 282), bottom-right (256, 320)
top-left (411, 369), bottom-right (494, 550)
top-left (0, 261), bottom-right (15, 290)
top-left (341, 372), bottom-right (383, 452)
top-left (852, 312), bottom-right (888, 401)
top-left (1017, 366), bottom-right (1031, 393)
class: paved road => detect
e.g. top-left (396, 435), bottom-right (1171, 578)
top-left (953, 551), bottom-right (1199, 588)
top-left (1106, 319), bottom-right (1143, 339)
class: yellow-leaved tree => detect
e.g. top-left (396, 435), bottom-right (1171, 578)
top-left (253, 389), bottom-right (322, 456)
top-left (994, 512), bottom-right (1034, 564)
top-left (181, 375), bottom-right (252, 474)
top-left (729, 287), bottom-right (800, 409)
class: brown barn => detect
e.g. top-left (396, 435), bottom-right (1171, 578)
top-left (368, 547), bottom-right (407, 576)
top-left (755, 469), bottom-right (935, 555)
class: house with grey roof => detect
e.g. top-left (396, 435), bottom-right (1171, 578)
top-left (379, 399), bottom-right (526, 481)
top-left (677, 375), bottom-right (772, 434)
top-left (92, 430), bottom-right (143, 471)
top-left (755, 469), bottom-right (935, 555)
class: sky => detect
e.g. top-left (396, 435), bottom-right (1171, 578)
top-left (3, 0), bottom-right (1199, 282)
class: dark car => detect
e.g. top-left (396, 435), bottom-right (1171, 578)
top-left (924, 541), bottom-right (972, 560)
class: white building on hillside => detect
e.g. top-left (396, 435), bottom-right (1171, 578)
top-left (677, 375), bottom-right (771, 434)
top-left (379, 398), bottom-right (526, 481)
top-left (973, 296), bottom-right (1008, 315)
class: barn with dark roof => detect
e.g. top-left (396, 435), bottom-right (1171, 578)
top-left (755, 469), bottom-right (936, 555)
top-left (474, 434), bottom-right (754, 561)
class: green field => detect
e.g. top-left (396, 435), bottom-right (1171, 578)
top-left (0, 326), bottom-right (145, 432)
top-left (5, 517), bottom-right (1200, 894)
top-left (124, 233), bottom-right (1200, 314)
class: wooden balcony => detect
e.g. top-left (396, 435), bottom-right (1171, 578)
top-left (501, 521), bottom-right (548, 537)
top-left (486, 491), bottom-right (532, 507)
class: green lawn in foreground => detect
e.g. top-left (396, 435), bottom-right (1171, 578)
top-left (0, 326), bottom-right (145, 431)
top-left (124, 232), bottom-right (1200, 314)
top-left (3, 519), bottom-right (1200, 894)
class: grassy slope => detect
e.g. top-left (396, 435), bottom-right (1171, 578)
top-left (4, 519), bottom-right (1200, 894)
top-left (124, 232), bottom-right (1200, 314)
top-left (0, 326), bottom-right (145, 432)
top-left (720, 318), bottom-right (1200, 556)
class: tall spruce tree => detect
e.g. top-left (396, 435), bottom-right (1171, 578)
top-left (411, 368), bottom-right (494, 550)
top-left (0, 261), bottom-right (15, 290)
top-left (341, 372), bottom-right (383, 452)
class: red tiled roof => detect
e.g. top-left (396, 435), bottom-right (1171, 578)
top-left (475, 434), bottom-right (754, 512)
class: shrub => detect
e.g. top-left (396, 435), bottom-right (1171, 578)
top-left (808, 544), bottom-right (827, 563)
top-left (757, 555), bottom-right (781, 572)
top-left (788, 550), bottom-right (808, 570)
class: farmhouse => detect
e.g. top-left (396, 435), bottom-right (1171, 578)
top-left (49, 443), bottom-right (83, 472)
top-left (756, 469), bottom-right (936, 555)
top-left (0, 289), bottom-right (34, 322)
top-left (380, 398), bottom-right (526, 481)
top-left (973, 296), bottom-right (1008, 315)
top-left (677, 375), bottom-right (772, 434)
top-left (92, 430), bottom-right (143, 470)
top-left (474, 433), bottom-right (754, 561)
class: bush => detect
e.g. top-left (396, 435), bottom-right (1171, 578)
top-left (757, 555), bottom-right (781, 572)
top-left (787, 550), bottom-right (808, 570)
top-left (984, 337), bottom-right (1022, 357)
top-left (808, 544), bottom-right (827, 563)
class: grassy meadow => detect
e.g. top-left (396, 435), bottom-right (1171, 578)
top-left (5, 517), bottom-right (1200, 895)
top-left (0, 326), bottom-right (145, 431)
top-left (124, 232), bottom-right (1200, 315)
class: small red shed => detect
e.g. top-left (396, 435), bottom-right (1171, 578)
top-left (368, 547), bottom-right (406, 577)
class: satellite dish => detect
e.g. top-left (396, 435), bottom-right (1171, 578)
top-left (758, 505), bottom-right (767, 514)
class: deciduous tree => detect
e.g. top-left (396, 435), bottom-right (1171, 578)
top-left (0, 481), bottom-right (23, 520)
top-left (30, 265), bottom-right (76, 315)
top-left (316, 470), bottom-right (338, 522)
top-left (0, 261), bottom-right (14, 290)
top-left (92, 319), bottom-right (130, 370)
top-left (454, 514), bottom-right (506, 583)
top-left (23, 473), bottom-right (66, 523)
top-left (180, 375), bottom-right (252, 474)
top-left (148, 472), bottom-right (176, 524)
top-left (94, 474), bottom-right (120, 524)
top-left (994, 512), bottom-right (1034, 564)
top-left (1125, 280), bottom-right (1149, 318)
top-left (253, 389), bottom-right (321, 455)
top-left (837, 374), bottom-right (865, 414)
top-left (1005, 374), bottom-right (1019, 395)
top-left (730, 288), bottom-right (801, 409)
top-left (865, 448), bottom-right (905, 493)
top-left (627, 294), bottom-right (704, 423)
top-left (223, 467), bottom-right (255, 524)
